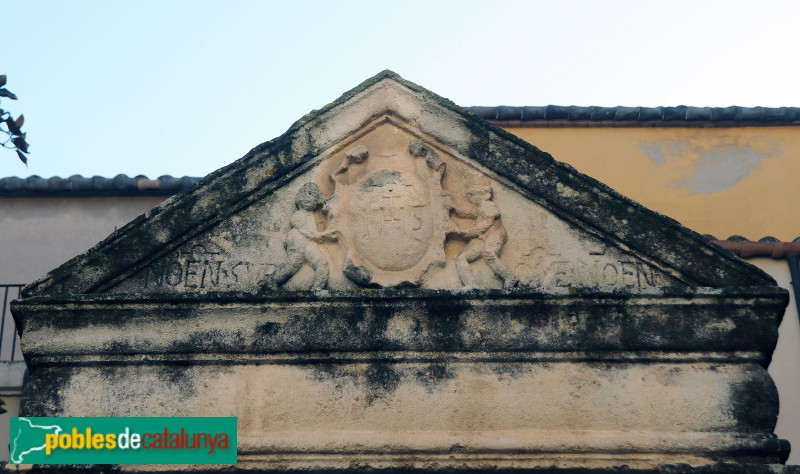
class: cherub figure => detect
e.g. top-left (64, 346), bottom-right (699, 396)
top-left (452, 184), bottom-right (518, 288)
top-left (266, 183), bottom-right (339, 290)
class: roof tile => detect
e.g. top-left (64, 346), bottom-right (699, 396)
top-left (466, 105), bottom-right (800, 126)
top-left (685, 107), bottom-right (712, 121)
top-left (497, 106), bottom-right (521, 121)
top-left (545, 105), bottom-right (569, 120)
top-left (662, 106), bottom-right (688, 121)
top-left (590, 106), bottom-right (616, 121)
top-left (614, 107), bottom-right (640, 120)
top-left (568, 106), bottom-right (593, 120)
top-left (521, 106), bottom-right (546, 120)
top-left (0, 175), bottom-right (200, 197)
top-left (638, 107), bottom-right (662, 121)
top-left (736, 107), bottom-right (764, 121)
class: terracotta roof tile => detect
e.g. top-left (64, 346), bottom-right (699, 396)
top-left (711, 236), bottom-right (800, 258)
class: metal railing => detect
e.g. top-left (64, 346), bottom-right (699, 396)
top-left (0, 284), bottom-right (24, 361)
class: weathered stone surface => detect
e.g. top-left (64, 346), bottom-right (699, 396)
top-left (104, 121), bottom-right (683, 294)
top-left (12, 71), bottom-right (791, 472)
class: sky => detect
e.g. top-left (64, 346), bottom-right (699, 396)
top-left (1, 0), bottom-right (799, 179)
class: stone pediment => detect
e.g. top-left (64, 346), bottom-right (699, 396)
top-left (22, 71), bottom-right (774, 298)
top-left (12, 72), bottom-right (793, 472)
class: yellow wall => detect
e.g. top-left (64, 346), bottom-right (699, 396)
top-left (507, 125), bottom-right (800, 463)
top-left (505, 126), bottom-right (800, 241)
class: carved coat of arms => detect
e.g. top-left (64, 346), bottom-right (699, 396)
top-left (264, 137), bottom-right (520, 291)
top-left (325, 140), bottom-right (453, 287)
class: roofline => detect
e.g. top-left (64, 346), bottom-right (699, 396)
top-left (3, 106), bottom-right (795, 196)
top-left (711, 236), bottom-right (800, 259)
top-left (0, 175), bottom-right (201, 197)
top-left (465, 105), bottom-right (800, 128)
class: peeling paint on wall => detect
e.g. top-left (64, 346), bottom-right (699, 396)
top-left (638, 136), bottom-right (780, 194)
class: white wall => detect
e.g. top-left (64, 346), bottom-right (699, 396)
top-left (0, 196), bottom-right (163, 461)
top-left (756, 258), bottom-right (800, 464)
top-left (0, 197), bottom-right (164, 284)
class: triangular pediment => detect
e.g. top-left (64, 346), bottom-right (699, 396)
top-left (23, 71), bottom-right (775, 298)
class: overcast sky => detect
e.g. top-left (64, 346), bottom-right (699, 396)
top-left (2, 1), bottom-right (798, 179)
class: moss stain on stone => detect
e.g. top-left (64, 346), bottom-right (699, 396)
top-left (19, 367), bottom-right (72, 417)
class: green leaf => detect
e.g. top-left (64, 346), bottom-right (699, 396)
top-left (0, 75), bottom-right (5, 88)
top-left (6, 117), bottom-right (21, 135)
top-left (0, 88), bottom-right (18, 100)
top-left (12, 135), bottom-right (28, 153)
top-left (16, 149), bottom-right (27, 165)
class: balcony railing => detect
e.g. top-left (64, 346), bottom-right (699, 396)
top-left (0, 284), bottom-right (24, 361)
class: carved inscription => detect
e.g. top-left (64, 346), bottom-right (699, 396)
top-left (142, 259), bottom-right (275, 290)
top-left (129, 243), bottom-right (273, 291)
top-left (516, 256), bottom-right (668, 289)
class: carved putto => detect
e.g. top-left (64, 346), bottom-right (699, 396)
top-left (450, 184), bottom-right (518, 289)
top-left (266, 183), bottom-right (339, 290)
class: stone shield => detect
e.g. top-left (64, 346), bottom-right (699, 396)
top-left (331, 141), bottom-right (450, 287)
top-left (350, 169), bottom-right (433, 272)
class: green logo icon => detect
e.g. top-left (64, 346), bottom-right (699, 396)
top-left (10, 417), bottom-right (237, 464)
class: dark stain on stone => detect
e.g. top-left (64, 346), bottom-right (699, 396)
top-left (308, 363), bottom-right (360, 392)
top-left (364, 362), bottom-right (401, 405)
top-left (102, 339), bottom-right (137, 355)
top-left (183, 328), bottom-right (246, 353)
top-left (19, 367), bottom-right (71, 417)
top-left (243, 294), bottom-right (782, 355)
top-left (414, 363), bottom-right (456, 392)
top-left (728, 367), bottom-right (779, 434)
top-left (360, 169), bottom-right (403, 190)
top-left (150, 365), bottom-right (199, 399)
top-left (343, 260), bottom-right (372, 286)
top-left (423, 300), bottom-right (467, 351)
top-left (492, 363), bottom-right (534, 382)
top-left (258, 321), bottom-right (281, 337)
